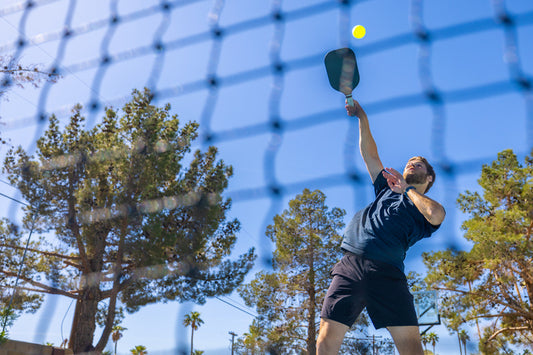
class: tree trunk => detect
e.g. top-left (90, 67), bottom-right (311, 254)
top-left (307, 246), bottom-right (316, 355)
top-left (69, 282), bottom-right (100, 353)
top-left (307, 295), bottom-right (316, 355)
top-left (95, 219), bottom-right (126, 352)
top-left (95, 272), bottom-right (122, 352)
top-left (190, 328), bottom-right (194, 355)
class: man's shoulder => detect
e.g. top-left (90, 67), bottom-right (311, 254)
top-left (372, 169), bottom-right (388, 194)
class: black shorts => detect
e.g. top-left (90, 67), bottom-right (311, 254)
top-left (320, 252), bottom-right (418, 329)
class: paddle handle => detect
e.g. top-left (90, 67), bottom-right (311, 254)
top-left (346, 95), bottom-right (354, 107)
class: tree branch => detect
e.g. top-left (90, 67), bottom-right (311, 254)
top-left (434, 287), bottom-right (533, 319)
top-left (95, 215), bottom-right (130, 352)
top-left (494, 267), bottom-right (524, 313)
top-left (0, 67), bottom-right (58, 77)
top-left (63, 260), bottom-right (82, 269)
top-left (467, 312), bottom-right (522, 320)
top-left (487, 326), bottom-right (529, 342)
top-left (1, 270), bottom-right (78, 299)
top-left (10, 286), bottom-right (80, 296)
top-left (0, 243), bottom-right (80, 261)
top-left (67, 196), bottom-right (90, 272)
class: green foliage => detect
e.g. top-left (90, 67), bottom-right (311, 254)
top-left (237, 189), bottom-right (350, 354)
top-left (0, 220), bottom-right (44, 317)
top-left (0, 330), bottom-right (8, 345)
top-left (423, 332), bottom-right (439, 355)
top-left (0, 306), bottom-right (18, 345)
top-left (0, 88), bottom-right (255, 352)
top-left (96, 304), bottom-right (124, 328)
top-left (111, 325), bottom-right (127, 355)
top-left (183, 311), bottom-right (204, 331)
top-left (234, 319), bottom-right (269, 355)
top-left (130, 344), bottom-right (148, 355)
top-left (457, 329), bottom-right (470, 355)
top-left (184, 311), bottom-right (203, 355)
top-left (423, 149), bottom-right (533, 353)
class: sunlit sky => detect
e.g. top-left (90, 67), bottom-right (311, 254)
top-left (0, 0), bottom-right (532, 354)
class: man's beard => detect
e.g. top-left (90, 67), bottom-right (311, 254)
top-left (405, 171), bottom-right (427, 185)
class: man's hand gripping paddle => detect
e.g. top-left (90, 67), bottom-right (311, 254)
top-left (324, 48), bottom-right (360, 106)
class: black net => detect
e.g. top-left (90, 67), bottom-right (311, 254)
top-left (0, 0), bottom-right (531, 353)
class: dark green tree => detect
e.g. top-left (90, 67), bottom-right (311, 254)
top-left (0, 88), bottom-right (255, 353)
top-left (423, 149), bottom-right (533, 353)
top-left (238, 189), bottom-right (348, 354)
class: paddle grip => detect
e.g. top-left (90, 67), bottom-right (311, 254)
top-left (346, 95), bottom-right (354, 107)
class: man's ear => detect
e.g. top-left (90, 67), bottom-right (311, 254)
top-left (427, 175), bottom-right (434, 183)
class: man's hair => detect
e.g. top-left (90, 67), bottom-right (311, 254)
top-left (407, 156), bottom-right (435, 193)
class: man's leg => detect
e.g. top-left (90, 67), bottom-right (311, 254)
top-left (387, 326), bottom-right (424, 355)
top-left (316, 318), bottom-right (349, 355)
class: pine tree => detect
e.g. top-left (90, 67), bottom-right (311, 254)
top-left (0, 88), bottom-right (255, 353)
top-left (238, 189), bottom-right (347, 354)
top-left (423, 149), bottom-right (533, 353)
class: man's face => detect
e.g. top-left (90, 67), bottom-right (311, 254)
top-left (403, 159), bottom-right (429, 185)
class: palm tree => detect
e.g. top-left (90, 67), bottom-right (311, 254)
top-left (130, 344), bottom-right (148, 355)
top-left (183, 311), bottom-right (204, 355)
top-left (458, 329), bottom-right (470, 355)
top-left (112, 325), bottom-right (127, 355)
top-left (421, 333), bottom-right (430, 353)
top-left (426, 332), bottom-right (439, 355)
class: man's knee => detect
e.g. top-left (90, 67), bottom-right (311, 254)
top-left (387, 326), bottom-right (424, 355)
top-left (316, 331), bottom-right (338, 354)
top-left (316, 318), bottom-right (349, 355)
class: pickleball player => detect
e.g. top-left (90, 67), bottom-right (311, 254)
top-left (316, 100), bottom-right (446, 355)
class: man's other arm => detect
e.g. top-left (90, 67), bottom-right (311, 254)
top-left (405, 187), bottom-right (446, 226)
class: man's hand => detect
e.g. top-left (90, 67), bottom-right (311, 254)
top-left (382, 168), bottom-right (408, 194)
top-left (383, 167), bottom-right (446, 225)
top-left (345, 99), bottom-right (367, 119)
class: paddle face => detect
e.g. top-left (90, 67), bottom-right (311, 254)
top-left (324, 48), bottom-right (360, 99)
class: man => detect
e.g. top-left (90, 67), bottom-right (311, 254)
top-left (316, 100), bottom-right (446, 354)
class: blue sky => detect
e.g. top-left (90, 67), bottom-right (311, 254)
top-left (0, 0), bottom-right (532, 354)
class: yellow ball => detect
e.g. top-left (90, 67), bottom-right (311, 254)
top-left (352, 25), bottom-right (366, 39)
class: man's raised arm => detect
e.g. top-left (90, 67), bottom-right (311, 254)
top-left (346, 100), bottom-right (384, 182)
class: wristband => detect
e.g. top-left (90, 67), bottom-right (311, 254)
top-left (404, 186), bottom-right (415, 196)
